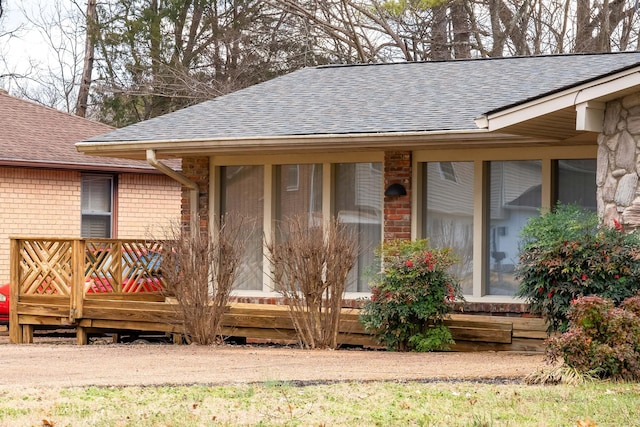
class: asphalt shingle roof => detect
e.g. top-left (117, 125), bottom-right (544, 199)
top-left (86, 52), bottom-right (640, 143)
top-left (0, 91), bottom-right (161, 170)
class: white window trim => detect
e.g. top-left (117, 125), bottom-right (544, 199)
top-left (211, 153), bottom-right (385, 293)
top-left (413, 145), bottom-right (597, 302)
top-left (81, 173), bottom-right (114, 238)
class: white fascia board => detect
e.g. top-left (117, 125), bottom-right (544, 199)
top-left (481, 68), bottom-right (640, 132)
top-left (76, 128), bottom-right (512, 159)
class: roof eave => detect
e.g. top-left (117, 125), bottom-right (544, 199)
top-left (0, 159), bottom-right (166, 174)
top-left (478, 66), bottom-right (640, 133)
top-left (76, 129), bottom-right (552, 160)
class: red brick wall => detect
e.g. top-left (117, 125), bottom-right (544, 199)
top-left (383, 151), bottom-right (412, 241)
top-left (181, 157), bottom-right (210, 234)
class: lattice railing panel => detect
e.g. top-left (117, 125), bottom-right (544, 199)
top-left (84, 240), bottom-right (165, 294)
top-left (19, 240), bottom-right (73, 296)
top-left (84, 241), bottom-right (119, 293)
top-left (14, 239), bottom-right (165, 297)
top-left (120, 241), bottom-right (165, 293)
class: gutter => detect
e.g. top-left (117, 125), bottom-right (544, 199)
top-left (77, 129), bottom-right (538, 159)
top-left (146, 149), bottom-right (199, 230)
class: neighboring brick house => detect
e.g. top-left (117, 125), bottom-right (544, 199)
top-left (0, 90), bottom-right (181, 284)
top-left (77, 52), bottom-right (640, 314)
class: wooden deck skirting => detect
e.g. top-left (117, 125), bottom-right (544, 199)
top-left (9, 237), bottom-right (548, 351)
top-left (12, 298), bottom-right (548, 351)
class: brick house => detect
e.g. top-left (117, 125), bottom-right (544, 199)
top-left (77, 52), bottom-right (640, 314)
top-left (0, 90), bottom-right (181, 284)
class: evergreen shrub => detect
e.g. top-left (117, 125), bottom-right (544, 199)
top-left (359, 239), bottom-right (463, 352)
top-left (516, 204), bottom-right (640, 332)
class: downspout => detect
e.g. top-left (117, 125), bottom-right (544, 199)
top-left (146, 149), bottom-right (199, 231)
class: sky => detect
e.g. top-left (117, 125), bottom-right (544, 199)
top-left (1, 1), bottom-right (54, 73)
top-left (0, 0), bottom-right (80, 108)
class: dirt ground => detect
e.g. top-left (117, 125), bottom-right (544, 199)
top-left (0, 326), bottom-right (546, 390)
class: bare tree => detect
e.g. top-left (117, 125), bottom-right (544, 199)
top-left (75, 0), bottom-right (97, 117)
top-left (91, 0), bottom-right (324, 126)
top-left (0, 1), bottom-right (85, 112)
top-left (4, 0), bottom-right (640, 121)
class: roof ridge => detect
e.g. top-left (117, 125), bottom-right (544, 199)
top-left (316, 51), bottom-right (640, 69)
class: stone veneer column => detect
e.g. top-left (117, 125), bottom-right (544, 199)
top-left (383, 151), bottom-right (412, 240)
top-left (181, 156), bottom-right (210, 234)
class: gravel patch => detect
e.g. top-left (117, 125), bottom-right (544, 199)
top-left (0, 326), bottom-right (545, 389)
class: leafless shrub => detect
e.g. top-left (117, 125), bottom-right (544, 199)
top-left (157, 214), bottom-right (253, 345)
top-left (266, 215), bottom-right (358, 349)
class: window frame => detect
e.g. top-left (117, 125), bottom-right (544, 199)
top-left (414, 145), bottom-right (597, 302)
top-left (80, 173), bottom-right (115, 238)
top-left (211, 153), bottom-right (385, 297)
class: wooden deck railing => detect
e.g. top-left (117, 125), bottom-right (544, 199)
top-left (9, 238), bottom-right (548, 351)
top-left (9, 238), bottom-right (166, 343)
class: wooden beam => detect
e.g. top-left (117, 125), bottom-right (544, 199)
top-left (9, 239), bottom-right (21, 343)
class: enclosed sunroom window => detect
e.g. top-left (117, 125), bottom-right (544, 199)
top-left (422, 162), bottom-right (474, 295)
top-left (276, 164), bottom-right (322, 224)
top-left (487, 161), bottom-right (541, 296)
top-left (220, 166), bottom-right (264, 290)
top-left (555, 159), bottom-right (597, 211)
top-left (334, 162), bottom-right (382, 292)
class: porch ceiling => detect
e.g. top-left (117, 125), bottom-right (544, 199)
top-left (493, 107), bottom-right (594, 141)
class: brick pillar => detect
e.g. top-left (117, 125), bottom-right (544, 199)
top-left (181, 156), bottom-right (210, 234)
top-left (383, 151), bottom-right (412, 241)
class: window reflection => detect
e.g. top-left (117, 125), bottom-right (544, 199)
top-left (335, 163), bottom-right (382, 292)
top-left (488, 161), bottom-right (541, 296)
top-left (423, 162), bottom-right (474, 295)
top-left (220, 165), bottom-right (264, 290)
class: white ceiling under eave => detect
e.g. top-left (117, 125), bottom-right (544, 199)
top-left (487, 107), bottom-right (593, 141)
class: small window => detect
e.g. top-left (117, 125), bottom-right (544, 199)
top-left (81, 174), bottom-right (114, 238)
top-left (286, 165), bottom-right (299, 191)
top-left (438, 162), bottom-right (458, 183)
top-left (370, 162), bottom-right (383, 173)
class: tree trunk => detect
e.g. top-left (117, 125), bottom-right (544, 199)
top-left (431, 3), bottom-right (449, 60)
top-left (75, 0), bottom-right (97, 118)
top-left (450, 0), bottom-right (471, 59)
top-left (489, 0), bottom-right (505, 57)
top-left (575, 0), bottom-right (595, 52)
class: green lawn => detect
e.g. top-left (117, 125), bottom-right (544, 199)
top-left (1, 380), bottom-right (638, 426)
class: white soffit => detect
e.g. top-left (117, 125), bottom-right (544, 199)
top-left (477, 67), bottom-right (640, 133)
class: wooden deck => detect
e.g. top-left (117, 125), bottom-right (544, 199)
top-left (9, 238), bottom-right (548, 351)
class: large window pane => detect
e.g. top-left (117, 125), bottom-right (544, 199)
top-left (220, 166), bottom-right (263, 290)
top-left (334, 163), bottom-right (382, 292)
top-left (423, 162), bottom-right (474, 294)
top-left (488, 161), bottom-right (541, 296)
top-left (276, 164), bottom-right (322, 223)
top-left (556, 159), bottom-right (596, 211)
top-left (81, 175), bottom-right (113, 238)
